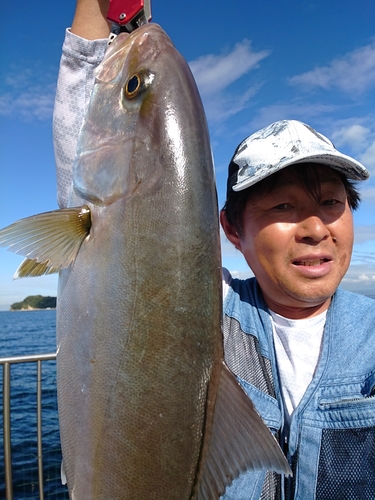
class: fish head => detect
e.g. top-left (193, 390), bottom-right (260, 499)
top-left (73, 23), bottom-right (203, 206)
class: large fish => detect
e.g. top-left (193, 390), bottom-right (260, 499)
top-left (0, 23), bottom-right (290, 498)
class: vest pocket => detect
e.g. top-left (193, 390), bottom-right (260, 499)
top-left (316, 426), bottom-right (375, 499)
top-left (314, 377), bottom-right (375, 498)
top-left (318, 393), bottom-right (375, 410)
top-left (317, 373), bottom-right (375, 422)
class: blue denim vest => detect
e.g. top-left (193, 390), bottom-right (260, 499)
top-left (221, 277), bottom-right (375, 499)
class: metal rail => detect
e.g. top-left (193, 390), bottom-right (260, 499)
top-left (0, 352), bottom-right (57, 500)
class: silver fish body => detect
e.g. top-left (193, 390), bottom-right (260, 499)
top-left (0, 23), bottom-right (290, 499)
top-left (59, 24), bottom-right (222, 499)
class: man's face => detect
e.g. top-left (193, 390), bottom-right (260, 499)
top-left (221, 166), bottom-right (354, 318)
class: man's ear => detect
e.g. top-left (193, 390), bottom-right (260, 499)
top-left (220, 210), bottom-right (242, 252)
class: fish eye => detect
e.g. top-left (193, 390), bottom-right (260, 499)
top-left (122, 71), bottom-right (154, 103)
top-left (124, 74), bottom-right (143, 99)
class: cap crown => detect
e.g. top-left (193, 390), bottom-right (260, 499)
top-left (230, 120), bottom-right (369, 192)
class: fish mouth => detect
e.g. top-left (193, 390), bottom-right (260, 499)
top-left (292, 257), bottom-right (331, 267)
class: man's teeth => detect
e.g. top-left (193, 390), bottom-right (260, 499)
top-left (298, 259), bottom-right (325, 266)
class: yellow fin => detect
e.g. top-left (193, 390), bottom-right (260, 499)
top-left (0, 206), bottom-right (91, 278)
top-left (194, 362), bottom-right (292, 499)
top-left (14, 258), bottom-right (60, 279)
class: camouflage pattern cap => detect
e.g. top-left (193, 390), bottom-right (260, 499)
top-left (228, 120), bottom-right (370, 193)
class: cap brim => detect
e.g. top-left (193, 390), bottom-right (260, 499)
top-left (232, 152), bottom-right (370, 192)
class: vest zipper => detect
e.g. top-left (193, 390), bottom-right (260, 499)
top-left (319, 393), bottom-right (375, 409)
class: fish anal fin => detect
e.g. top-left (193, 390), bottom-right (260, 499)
top-left (194, 362), bottom-right (291, 499)
top-left (0, 206), bottom-right (91, 278)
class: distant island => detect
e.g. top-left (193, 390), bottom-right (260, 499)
top-left (11, 295), bottom-right (57, 311)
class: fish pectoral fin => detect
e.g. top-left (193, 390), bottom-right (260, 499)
top-left (15, 258), bottom-right (61, 279)
top-left (0, 206), bottom-right (91, 278)
top-left (195, 362), bottom-right (292, 499)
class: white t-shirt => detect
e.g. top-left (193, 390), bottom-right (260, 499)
top-left (270, 309), bottom-right (327, 427)
top-left (222, 269), bottom-right (326, 427)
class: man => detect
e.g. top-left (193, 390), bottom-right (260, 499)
top-left (54, 2), bottom-right (375, 498)
top-left (219, 120), bottom-right (375, 498)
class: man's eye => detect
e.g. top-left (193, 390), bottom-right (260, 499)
top-left (322, 199), bottom-right (339, 206)
top-left (273, 203), bottom-right (290, 210)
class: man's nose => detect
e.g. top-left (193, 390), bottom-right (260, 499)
top-left (295, 215), bottom-right (330, 243)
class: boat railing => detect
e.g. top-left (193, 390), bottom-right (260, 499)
top-left (0, 352), bottom-right (58, 500)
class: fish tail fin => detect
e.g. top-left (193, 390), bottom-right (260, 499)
top-left (194, 362), bottom-right (292, 499)
top-left (0, 206), bottom-right (91, 278)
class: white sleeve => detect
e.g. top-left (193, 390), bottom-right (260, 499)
top-left (222, 267), bottom-right (233, 301)
top-left (53, 29), bottom-right (108, 208)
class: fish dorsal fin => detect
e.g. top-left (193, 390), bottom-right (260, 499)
top-left (0, 206), bottom-right (91, 278)
top-left (194, 362), bottom-right (291, 499)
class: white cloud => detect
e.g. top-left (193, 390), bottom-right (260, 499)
top-left (342, 260), bottom-right (375, 296)
top-left (360, 140), bottom-right (375, 171)
top-left (189, 40), bottom-right (270, 123)
top-left (331, 124), bottom-right (371, 151)
top-left (189, 40), bottom-right (269, 95)
top-left (326, 118), bottom-right (375, 174)
top-left (358, 274), bottom-right (371, 281)
top-left (0, 65), bottom-right (56, 121)
top-left (226, 269), bottom-right (254, 280)
top-left (289, 38), bottom-right (375, 94)
top-left (329, 121), bottom-right (375, 173)
top-left (0, 83), bottom-right (56, 121)
top-left (245, 101), bottom-right (336, 134)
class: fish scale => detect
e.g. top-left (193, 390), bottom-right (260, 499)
top-left (57, 199), bottom-right (220, 497)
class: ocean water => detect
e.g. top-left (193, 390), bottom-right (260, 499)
top-left (0, 310), bottom-right (69, 499)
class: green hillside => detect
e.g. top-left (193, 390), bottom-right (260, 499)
top-left (11, 295), bottom-right (57, 311)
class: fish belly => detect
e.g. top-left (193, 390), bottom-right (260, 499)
top-left (57, 183), bottom-right (221, 498)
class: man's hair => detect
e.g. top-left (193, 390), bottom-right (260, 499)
top-left (222, 162), bottom-right (361, 237)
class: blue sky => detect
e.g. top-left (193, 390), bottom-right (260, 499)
top-left (1, 0), bottom-right (375, 309)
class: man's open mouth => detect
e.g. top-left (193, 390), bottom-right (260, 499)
top-left (293, 258), bottom-right (330, 266)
